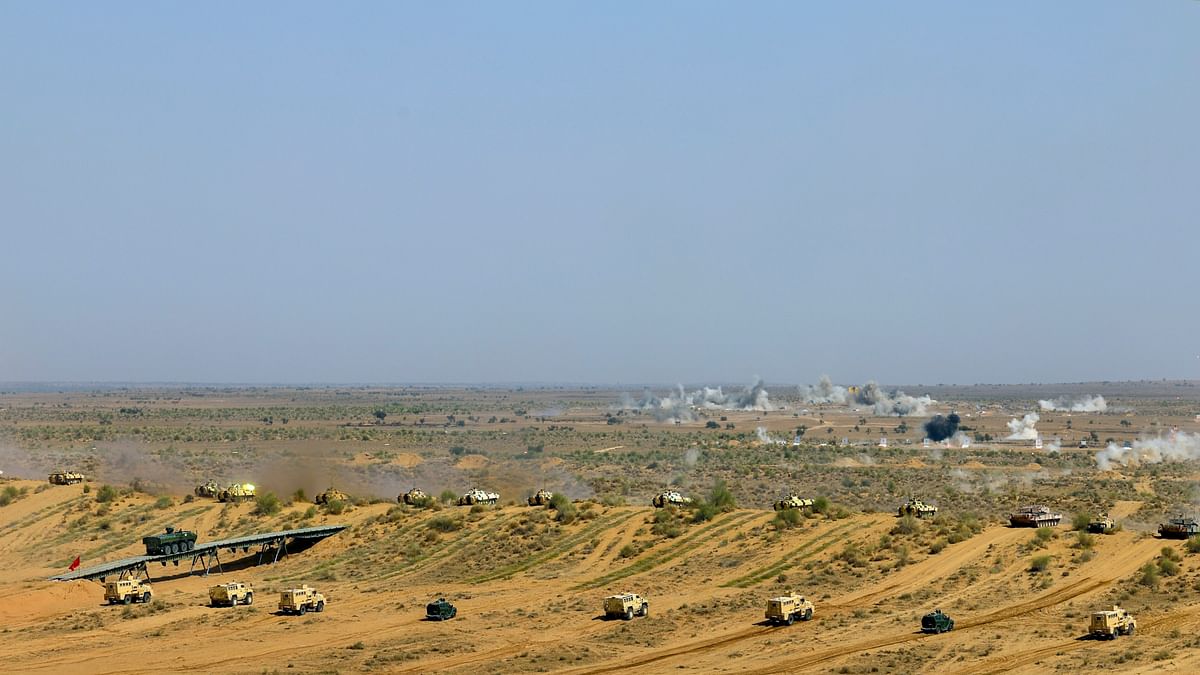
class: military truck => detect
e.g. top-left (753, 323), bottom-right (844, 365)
top-left (105, 579), bottom-right (152, 605)
top-left (528, 489), bottom-right (554, 507)
top-left (1009, 505), bottom-right (1062, 528)
top-left (218, 483), bottom-right (256, 503)
top-left (604, 593), bottom-right (649, 620)
top-left (920, 609), bottom-right (954, 634)
top-left (1158, 515), bottom-right (1200, 539)
top-left (400, 488), bottom-right (430, 506)
top-left (458, 488), bottom-right (499, 506)
top-left (764, 593), bottom-right (814, 625)
top-left (425, 598), bottom-right (457, 621)
top-left (315, 487), bottom-right (350, 506)
top-left (209, 582), bottom-right (253, 607)
top-left (279, 586), bottom-right (325, 615)
top-left (143, 526), bottom-right (197, 555)
top-left (898, 497), bottom-right (939, 519)
top-left (48, 471), bottom-right (85, 485)
top-left (194, 480), bottom-right (220, 498)
top-left (651, 490), bottom-right (692, 508)
top-left (1089, 605), bottom-right (1136, 639)
top-left (1087, 513), bottom-right (1116, 534)
top-left (773, 495), bottom-right (815, 511)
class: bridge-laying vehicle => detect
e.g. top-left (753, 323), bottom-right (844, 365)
top-left (458, 488), bottom-right (499, 506)
top-left (773, 495), bottom-right (815, 511)
top-left (218, 483), bottom-right (256, 503)
top-left (48, 472), bottom-right (85, 485)
top-left (764, 593), bottom-right (814, 625)
top-left (105, 578), bottom-right (153, 605)
top-left (143, 526), bottom-right (197, 555)
top-left (1009, 505), bottom-right (1062, 527)
top-left (652, 490), bottom-right (692, 508)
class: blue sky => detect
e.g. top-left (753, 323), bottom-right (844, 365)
top-left (2, 2), bottom-right (1197, 385)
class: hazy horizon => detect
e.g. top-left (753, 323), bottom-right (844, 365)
top-left (3, 2), bottom-right (1198, 385)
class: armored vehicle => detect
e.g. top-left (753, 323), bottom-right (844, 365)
top-left (1090, 605), bottom-right (1136, 639)
top-left (528, 489), bottom-right (554, 506)
top-left (604, 593), bottom-right (649, 620)
top-left (764, 593), bottom-right (814, 625)
top-left (194, 480), bottom-right (220, 498)
top-left (920, 609), bottom-right (954, 634)
top-left (315, 487), bottom-right (350, 506)
top-left (651, 490), bottom-right (692, 508)
top-left (458, 488), bottom-right (499, 506)
top-left (425, 598), bottom-right (457, 621)
top-left (773, 495), bottom-right (815, 511)
top-left (143, 526), bottom-right (197, 555)
top-left (1087, 513), bottom-right (1116, 534)
top-left (209, 582), bottom-right (253, 607)
top-left (48, 472), bottom-right (85, 485)
top-left (898, 498), bottom-right (939, 519)
top-left (279, 586), bottom-right (325, 615)
top-left (1009, 505), bottom-right (1062, 528)
top-left (105, 579), bottom-right (152, 605)
top-left (400, 488), bottom-right (430, 506)
top-left (218, 483), bottom-right (256, 503)
top-left (1158, 515), bottom-right (1200, 539)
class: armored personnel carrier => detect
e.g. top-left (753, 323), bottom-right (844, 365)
top-left (1087, 513), bottom-right (1116, 534)
top-left (1009, 505), bottom-right (1062, 528)
top-left (651, 490), bottom-right (692, 508)
top-left (425, 598), bottom-right (457, 621)
top-left (603, 593), bottom-right (648, 620)
top-left (218, 483), bottom-right (256, 503)
top-left (920, 609), bottom-right (954, 634)
top-left (315, 487), bottom-right (350, 505)
top-left (1158, 515), bottom-right (1200, 539)
top-left (528, 489), bottom-right (554, 506)
top-left (48, 472), bottom-right (85, 485)
top-left (457, 488), bottom-right (499, 506)
top-left (279, 586), bottom-right (325, 615)
top-left (400, 488), bottom-right (429, 506)
top-left (105, 579), bottom-right (152, 605)
top-left (194, 480), bottom-right (220, 498)
top-left (143, 525), bottom-right (197, 555)
top-left (773, 495), bottom-right (815, 511)
top-left (1090, 605), bottom-right (1136, 639)
top-left (898, 497), bottom-right (938, 519)
top-left (209, 582), bottom-right (253, 607)
top-left (764, 593), bottom-right (814, 625)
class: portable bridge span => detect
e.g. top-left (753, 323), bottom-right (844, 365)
top-left (49, 524), bottom-right (347, 582)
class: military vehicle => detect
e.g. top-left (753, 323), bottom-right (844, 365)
top-left (400, 488), bottom-right (430, 506)
top-left (1158, 515), bottom-right (1200, 539)
top-left (209, 582), bottom-right (253, 607)
top-left (527, 489), bottom-right (554, 506)
top-left (194, 480), bottom-right (220, 498)
top-left (425, 598), bottom-right (457, 621)
top-left (920, 609), bottom-right (954, 634)
top-left (764, 593), bottom-right (814, 625)
top-left (218, 483), bottom-right (256, 503)
top-left (773, 495), bottom-right (815, 511)
top-left (105, 579), bottom-right (152, 605)
top-left (1090, 605), bottom-right (1136, 639)
top-left (1009, 505), bottom-right (1062, 528)
top-left (604, 593), bottom-right (649, 620)
top-left (651, 490), bottom-right (692, 508)
top-left (457, 488), bottom-right (499, 506)
top-left (279, 586), bottom-right (325, 615)
top-left (315, 487), bottom-right (350, 506)
top-left (143, 526), bottom-right (197, 555)
top-left (898, 497), bottom-right (939, 519)
top-left (48, 471), bottom-right (85, 485)
top-left (1087, 513), bottom-right (1116, 534)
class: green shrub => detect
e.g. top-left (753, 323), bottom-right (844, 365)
top-left (619, 543), bottom-right (638, 558)
top-left (708, 479), bottom-right (736, 512)
top-left (692, 501), bottom-right (719, 523)
top-left (324, 499), bottom-right (347, 515)
top-left (1161, 546), bottom-right (1182, 562)
top-left (891, 515), bottom-right (921, 536)
top-left (302, 505), bottom-right (318, 519)
top-left (772, 508), bottom-right (802, 530)
top-left (292, 488), bottom-right (307, 503)
top-left (253, 492), bottom-right (282, 516)
top-left (1158, 557), bottom-right (1181, 576)
top-left (1029, 555), bottom-right (1052, 572)
top-left (0, 485), bottom-right (20, 507)
top-left (153, 496), bottom-right (173, 510)
top-left (1072, 512), bottom-right (1092, 531)
top-left (96, 485), bottom-right (119, 503)
top-left (549, 493), bottom-right (577, 524)
top-left (428, 515), bottom-right (462, 532)
top-left (1139, 562), bottom-right (1160, 588)
top-left (1186, 537), bottom-right (1200, 554)
top-left (812, 496), bottom-right (830, 514)
top-left (929, 538), bottom-right (947, 554)
top-left (438, 489), bottom-right (458, 504)
top-left (1075, 532), bottom-right (1095, 549)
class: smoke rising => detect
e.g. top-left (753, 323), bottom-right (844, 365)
top-left (923, 414), bottom-right (961, 442)
top-left (1095, 431), bottom-right (1200, 470)
top-left (799, 375), bottom-right (847, 405)
top-left (1039, 395), bottom-right (1107, 413)
top-left (857, 381), bottom-right (933, 416)
top-left (619, 377), bottom-right (775, 422)
top-left (755, 426), bottom-right (787, 445)
top-left (1005, 413), bottom-right (1040, 441)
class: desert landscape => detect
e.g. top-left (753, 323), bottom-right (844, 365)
top-left (3, 380), bottom-right (1200, 674)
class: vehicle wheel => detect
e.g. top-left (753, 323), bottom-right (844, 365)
top-left (123, 596), bottom-right (132, 605)
top-left (624, 608), bottom-right (633, 621)
top-left (785, 615), bottom-right (795, 626)
top-left (316, 601), bottom-right (324, 613)
top-left (947, 621), bottom-right (954, 631)
top-left (245, 593), bottom-right (253, 606)
top-left (641, 603), bottom-right (648, 617)
top-left (804, 608), bottom-right (813, 621)
top-left (142, 592), bottom-right (151, 603)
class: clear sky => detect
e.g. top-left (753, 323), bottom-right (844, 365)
top-left (2, 2), bottom-right (1197, 385)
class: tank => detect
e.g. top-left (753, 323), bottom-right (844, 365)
top-left (400, 488), bottom-right (429, 505)
top-left (195, 480), bottom-right (220, 498)
top-left (1009, 505), bottom-right (1062, 527)
top-left (898, 498), bottom-right (938, 519)
top-left (457, 488), bottom-right (499, 506)
top-left (143, 526), bottom-right (198, 555)
top-left (1087, 514), bottom-right (1116, 534)
top-left (651, 490), bottom-right (692, 508)
top-left (315, 488), bottom-right (350, 505)
top-left (527, 489), bottom-right (554, 506)
top-left (218, 483), bottom-right (256, 503)
top-left (1158, 515), bottom-right (1200, 539)
top-left (773, 495), bottom-right (815, 511)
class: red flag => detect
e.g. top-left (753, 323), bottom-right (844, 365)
top-left (68, 556), bottom-right (81, 572)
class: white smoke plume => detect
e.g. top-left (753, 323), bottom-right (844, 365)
top-left (1043, 439), bottom-right (1062, 454)
top-left (683, 448), bottom-right (700, 466)
top-left (619, 377), bottom-right (775, 421)
top-left (856, 381), bottom-right (933, 417)
top-left (799, 375), bottom-right (848, 405)
top-left (1095, 431), bottom-right (1200, 471)
top-left (950, 432), bottom-right (972, 448)
top-left (1005, 413), bottom-right (1040, 441)
top-left (755, 426), bottom-right (787, 445)
top-left (1039, 395), bottom-right (1107, 413)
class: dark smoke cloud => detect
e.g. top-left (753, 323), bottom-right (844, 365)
top-left (923, 413), bottom-right (961, 442)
